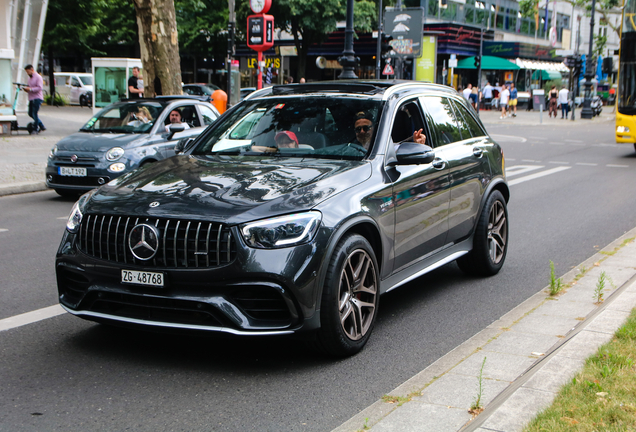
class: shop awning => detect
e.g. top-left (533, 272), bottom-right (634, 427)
top-left (455, 55), bottom-right (520, 70)
top-left (515, 58), bottom-right (569, 72)
top-left (531, 69), bottom-right (563, 80)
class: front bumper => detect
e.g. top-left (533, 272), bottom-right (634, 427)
top-left (56, 226), bottom-right (328, 336)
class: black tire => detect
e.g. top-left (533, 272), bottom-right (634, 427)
top-left (457, 190), bottom-right (508, 276)
top-left (54, 189), bottom-right (80, 198)
top-left (311, 234), bottom-right (380, 357)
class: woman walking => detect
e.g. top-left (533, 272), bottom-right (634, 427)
top-left (548, 85), bottom-right (558, 118)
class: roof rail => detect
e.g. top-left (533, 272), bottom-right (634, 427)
top-left (271, 82), bottom-right (386, 96)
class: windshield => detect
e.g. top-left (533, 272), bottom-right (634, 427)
top-left (80, 76), bottom-right (93, 86)
top-left (192, 97), bottom-right (384, 160)
top-left (81, 101), bottom-right (164, 133)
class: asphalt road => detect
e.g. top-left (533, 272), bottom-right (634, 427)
top-left (1, 118), bottom-right (635, 431)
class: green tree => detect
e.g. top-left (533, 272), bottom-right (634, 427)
top-left (237, 0), bottom-right (377, 81)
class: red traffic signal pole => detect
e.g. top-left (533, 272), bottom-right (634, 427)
top-left (247, 0), bottom-right (274, 89)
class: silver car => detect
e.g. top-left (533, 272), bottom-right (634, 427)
top-left (46, 96), bottom-right (219, 197)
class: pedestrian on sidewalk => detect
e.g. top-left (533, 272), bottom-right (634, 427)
top-left (558, 86), bottom-right (570, 119)
top-left (499, 84), bottom-right (510, 119)
top-left (23, 65), bottom-right (45, 134)
top-left (471, 86), bottom-right (480, 109)
top-left (509, 83), bottom-right (518, 117)
top-left (463, 84), bottom-right (472, 101)
top-left (482, 81), bottom-right (493, 110)
top-left (548, 85), bottom-right (558, 118)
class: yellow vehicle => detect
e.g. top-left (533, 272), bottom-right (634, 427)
top-left (616, 0), bottom-right (636, 148)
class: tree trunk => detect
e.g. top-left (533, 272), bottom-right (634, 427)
top-left (133, 0), bottom-right (183, 96)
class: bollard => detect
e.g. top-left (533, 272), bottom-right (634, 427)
top-left (540, 104), bottom-right (543, 124)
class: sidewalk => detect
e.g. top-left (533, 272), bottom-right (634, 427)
top-left (476, 106), bottom-right (615, 126)
top-left (333, 230), bottom-right (636, 432)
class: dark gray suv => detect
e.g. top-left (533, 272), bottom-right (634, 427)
top-left (56, 81), bottom-right (509, 357)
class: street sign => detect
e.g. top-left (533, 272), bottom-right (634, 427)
top-left (555, 49), bottom-right (574, 56)
top-left (383, 8), bottom-right (424, 58)
top-left (383, 64), bottom-right (395, 75)
top-left (448, 58), bottom-right (457, 68)
top-left (247, 14), bottom-right (274, 52)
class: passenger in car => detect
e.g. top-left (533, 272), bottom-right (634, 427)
top-left (165, 109), bottom-right (191, 132)
top-left (126, 107), bottom-right (153, 127)
top-left (274, 131), bottom-right (299, 148)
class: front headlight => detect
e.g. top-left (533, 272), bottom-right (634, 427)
top-left (109, 163), bottom-right (126, 172)
top-left (66, 190), bottom-right (96, 233)
top-left (49, 145), bottom-right (58, 158)
top-left (617, 126), bottom-right (630, 133)
top-left (241, 211), bottom-right (322, 248)
top-left (106, 147), bottom-right (125, 161)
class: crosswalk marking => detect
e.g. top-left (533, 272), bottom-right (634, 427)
top-left (0, 305), bottom-right (65, 332)
top-left (505, 165), bottom-right (544, 177)
top-left (508, 166), bottom-right (571, 186)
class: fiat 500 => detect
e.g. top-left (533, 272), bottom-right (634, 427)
top-left (56, 81), bottom-right (509, 357)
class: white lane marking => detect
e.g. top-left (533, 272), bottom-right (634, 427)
top-left (551, 142), bottom-right (565, 145)
top-left (565, 139), bottom-right (584, 143)
top-left (576, 162), bottom-right (598, 166)
top-left (505, 165), bottom-right (544, 177)
top-left (607, 164), bottom-right (629, 168)
top-left (593, 143), bottom-right (620, 147)
top-left (529, 137), bottom-right (547, 140)
top-left (506, 158), bottom-right (516, 161)
top-left (548, 161), bottom-right (570, 165)
top-left (56, 217), bottom-right (67, 220)
top-left (0, 228), bottom-right (8, 233)
top-left (522, 159), bottom-right (541, 163)
top-left (570, 143), bottom-right (586, 146)
top-left (0, 304), bottom-right (65, 332)
top-left (490, 134), bottom-right (527, 143)
top-left (508, 166), bottom-right (572, 186)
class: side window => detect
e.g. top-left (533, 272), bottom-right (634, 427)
top-left (451, 100), bottom-right (487, 138)
top-left (448, 100), bottom-right (471, 140)
top-left (167, 105), bottom-right (200, 127)
top-left (391, 100), bottom-right (425, 143)
top-left (72, 77), bottom-right (81, 87)
top-left (198, 105), bottom-right (218, 126)
top-left (419, 96), bottom-right (462, 146)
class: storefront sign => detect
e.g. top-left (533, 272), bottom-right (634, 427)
top-left (483, 41), bottom-right (563, 61)
top-left (415, 36), bottom-right (436, 82)
top-left (247, 57), bottom-right (281, 69)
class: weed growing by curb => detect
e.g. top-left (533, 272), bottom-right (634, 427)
top-left (549, 261), bottom-right (564, 296)
top-left (594, 271), bottom-right (608, 303)
top-left (469, 357), bottom-right (487, 415)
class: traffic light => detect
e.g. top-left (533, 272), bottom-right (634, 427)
top-left (574, 56), bottom-right (583, 70)
top-left (381, 33), bottom-right (393, 58)
top-left (602, 57), bottom-right (613, 74)
top-left (474, 55), bottom-right (481, 69)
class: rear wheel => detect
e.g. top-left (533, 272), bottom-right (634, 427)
top-left (312, 234), bottom-right (379, 357)
top-left (457, 190), bottom-right (508, 276)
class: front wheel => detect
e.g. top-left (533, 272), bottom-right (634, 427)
top-left (457, 190), bottom-right (509, 276)
top-left (312, 234), bottom-right (379, 357)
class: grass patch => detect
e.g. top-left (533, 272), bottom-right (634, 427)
top-left (549, 261), bottom-right (564, 296)
top-left (381, 391), bottom-right (420, 407)
top-left (599, 237), bottom-right (635, 256)
top-left (524, 308), bottom-right (636, 431)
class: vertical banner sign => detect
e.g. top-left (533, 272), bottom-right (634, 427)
top-left (415, 36), bottom-right (436, 82)
top-left (248, 16), bottom-right (264, 46)
top-left (383, 8), bottom-right (424, 58)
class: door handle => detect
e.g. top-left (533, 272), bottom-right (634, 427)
top-left (473, 147), bottom-right (483, 158)
top-left (432, 159), bottom-right (445, 170)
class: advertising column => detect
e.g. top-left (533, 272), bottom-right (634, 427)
top-left (415, 36), bottom-right (437, 83)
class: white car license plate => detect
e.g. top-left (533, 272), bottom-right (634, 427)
top-left (59, 166), bottom-right (87, 177)
top-left (121, 270), bottom-right (164, 287)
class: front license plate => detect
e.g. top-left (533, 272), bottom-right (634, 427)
top-left (59, 166), bottom-right (87, 177)
top-left (121, 270), bottom-right (164, 287)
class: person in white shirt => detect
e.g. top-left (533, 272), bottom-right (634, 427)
top-left (499, 85), bottom-right (510, 119)
top-left (462, 84), bottom-right (472, 101)
top-left (558, 86), bottom-right (570, 119)
top-left (482, 82), bottom-right (494, 109)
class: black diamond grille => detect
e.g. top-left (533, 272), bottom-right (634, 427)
top-left (78, 214), bottom-right (236, 268)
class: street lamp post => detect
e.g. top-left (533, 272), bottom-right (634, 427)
top-left (338, 0), bottom-right (358, 79)
top-left (580, 0), bottom-right (596, 119)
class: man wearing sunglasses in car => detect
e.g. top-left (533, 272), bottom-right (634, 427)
top-left (352, 111), bottom-right (426, 151)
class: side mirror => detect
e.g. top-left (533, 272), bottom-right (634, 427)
top-left (167, 124), bottom-right (185, 141)
top-left (175, 137), bottom-right (195, 154)
top-left (390, 142), bottom-right (436, 166)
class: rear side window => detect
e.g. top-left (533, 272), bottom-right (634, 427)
top-left (419, 96), bottom-right (462, 146)
top-left (451, 100), bottom-right (487, 138)
top-left (198, 105), bottom-right (218, 125)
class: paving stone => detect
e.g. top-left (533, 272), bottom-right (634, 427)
top-left (557, 329), bottom-right (614, 360)
top-left (419, 373), bottom-right (510, 410)
top-left (522, 355), bottom-right (585, 393)
top-left (370, 402), bottom-right (471, 432)
top-left (480, 388), bottom-right (555, 432)
top-left (509, 313), bottom-right (579, 337)
top-left (531, 297), bottom-right (595, 319)
top-left (585, 309), bottom-right (632, 334)
top-left (482, 331), bottom-right (560, 357)
top-left (607, 290), bottom-right (636, 313)
top-left (450, 351), bottom-right (535, 383)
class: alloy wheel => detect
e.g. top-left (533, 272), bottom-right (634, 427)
top-left (338, 249), bottom-right (377, 341)
top-left (487, 200), bottom-right (507, 264)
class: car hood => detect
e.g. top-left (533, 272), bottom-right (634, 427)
top-left (55, 132), bottom-right (145, 152)
top-left (87, 155), bottom-right (372, 224)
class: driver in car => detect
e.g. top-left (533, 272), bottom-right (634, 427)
top-left (352, 111), bottom-right (427, 151)
top-left (165, 109), bottom-right (191, 132)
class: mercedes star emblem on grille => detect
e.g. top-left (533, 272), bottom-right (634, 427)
top-left (128, 224), bottom-right (160, 260)
top-left (149, 202), bottom-right (160, 208)
top-left (70, 155), bottom-right (78, 163)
